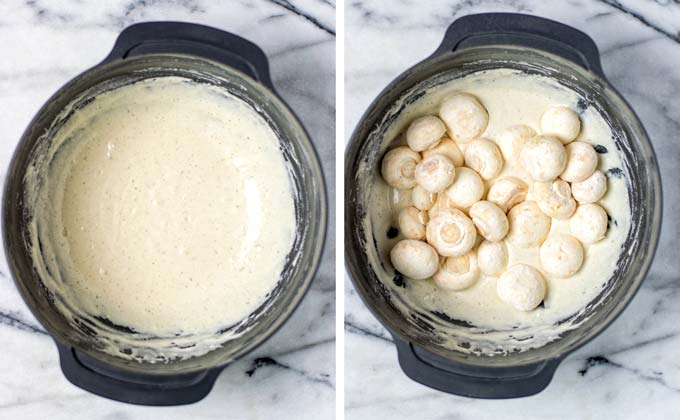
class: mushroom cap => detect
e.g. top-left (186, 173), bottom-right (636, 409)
top-left (442, 167), bottom-right (485, 210)
top-left (390, 239), bottom-right (439, 280)
top-left (381, 146), bottom-right (421, 190)
top-left (540, 234), bottom-right (584, 278)
top-left (469, 201), bottom-right (509, 242)
top-left (398, 206), bottom-right (429, 240)
top-left (520, 135), bottom-right (567, 182)
top-left (426, 208), bottom-right (477, 257)
top-left (506, 201), bottom-right (552, 248)
top-left (487, 177), bottom-right (528, 213)
top-left (560, 141), bottom-right (598, 183)
top-left (497, 264), bottom-right (546, 311)
top-left (406, 115), bottom-right (446, 152)
top-left (423, 137), bottom-right (464, 167)
top-left (438, 93), bottom-right (489, 143)
top-left (540, 106), bottom-right (581, 144)
top-left (534, 180), bottom-right (577, 219)
top-left (477, 240), bottom-right (508, 276)
top-left (497, 125), bottom-right (536, 163)
top-left (433, 251), bottom-right (480, 291)
top-left (464, 138), bottom-right (504, 180)
top-left (415, 154), bottom-right (456, 193)
top-left (571, 170), bottom-right (608, 204)
top-left (412, 185), bottom-right (437, 210)
top-left (570, 203), bottom-right (608, 244)
top-left (427, 192), bottom-right (456, 219)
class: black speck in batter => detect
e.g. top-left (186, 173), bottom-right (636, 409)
top-left (393, 272), bottom-right (407, 288)
top-left (387, 226), bottom-right (399, 239)
top-left (606, 167), bottom-right (624, 178)
top-left (607, 214), bottom-right (618, 227)
top-left (576, 98), bottom-right (588, 113)
top-left (594, 144), bottom-right (608, 154)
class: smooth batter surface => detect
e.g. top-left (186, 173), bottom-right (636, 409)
top-left (365, 69), bottom-right (631, 352)
top-left (26, 77), bottom-right (296, 353)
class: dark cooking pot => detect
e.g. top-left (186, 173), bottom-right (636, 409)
top-left (4, 22), bottom-right (326, 405)
top-left (345, 13), bottom-right (661, 398)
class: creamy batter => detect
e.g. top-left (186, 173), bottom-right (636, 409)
top-left (364, 69), bottom-right (631, 353)
top-left (25, 76), bottom-right (296, 360)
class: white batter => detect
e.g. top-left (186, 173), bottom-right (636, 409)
top-left (365, 69), bottom-right (631, 353)
top-left (26, 77), bottom-right (296, 358)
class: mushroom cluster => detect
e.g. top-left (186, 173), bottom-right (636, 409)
top-left (382, 95), bottom-right (613, 313)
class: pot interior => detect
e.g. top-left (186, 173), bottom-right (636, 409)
top-left (346, 46), bottom-right (660, 367)
top-left (4, 54), bottom-right (326, 374)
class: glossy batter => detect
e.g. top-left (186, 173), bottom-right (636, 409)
top-left (27, 77), bottom-right (295, 347)
top-left (365, 69), bottom-right (631, 353)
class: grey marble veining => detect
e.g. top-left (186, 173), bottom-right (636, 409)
top-left (0, 0), bottom-right (334, 419)
top-left (345, 0), bottom-right (680, 418)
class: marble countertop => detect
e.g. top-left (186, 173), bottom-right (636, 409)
top-left (0, 0), bottom-right (335, 419)
top-left (345, 0), bottom-right (680, 418)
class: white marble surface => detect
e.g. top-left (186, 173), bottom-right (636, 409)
top-left (345, 0), bottom-right (680, 418)
top-left (0, 0), bottom-right (334, 419)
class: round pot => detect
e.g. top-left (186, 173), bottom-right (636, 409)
top-left (345, 13), bottom-right (661, 399)
top-left (4, 22), bottom-right (326, 405)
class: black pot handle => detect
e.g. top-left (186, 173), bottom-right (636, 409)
top-left (56, 341), bottom-right (221, 405)
top-left (392, 335), bottom-right (561, 398)
top-left (102, 21), bottom-right (274, 89)
top-left (430, 13), bottom-right (605, 79)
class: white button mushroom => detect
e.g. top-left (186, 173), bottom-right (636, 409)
top-left (477, 240), bottom-right (508, 276)
top-left (560, 141), bottom-right (598, 183)
top-left (570, 203), bottom-right (608, 244)
top-left (469, 201), bottom-right (509, 242)
top-left (442, 167), bottom-right (485, 210)
top-left (571, 170), bottom-right (607, 203)
top-left (426, 208), bottom-right (477, 257)
top-left (540, 106), bottom-right (581, 144)
top-left (390, 239), bottom-right (439, 280)
top-left (427, 192), bottom-right (456, 219)
top-left (398, 206), bottom-right (429, 240)
top-left (381, 146), bottom-right (421, 190)
top-left (533, 180), bottom-right (577, 219)
top-left (497, 125), bottom-right (536, 163)
top-left (497, 264), bottom-right (546, 311)
top-left (464, 138), bottom-right (504, 180)
top-left (520, 135), bottom-right (567, 182)
top-left (406, 115), bottom-right (446, 152)
top-left (415, 154), bottom-right (456, 193)
top-left (422, 137), bottom-right (464, 167)
top-left (433, 251), bottom-right (480, 291)
top-left (487, 177), bottom-right (528, 213)
top-left (540, 234), bottom-right (584, 278)
top-left (438, 93), bottom-right (489, 143)
top-left (506, 201), bottom-right (551, 248)
top-left (412, 185), bottom-right (437, 211)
